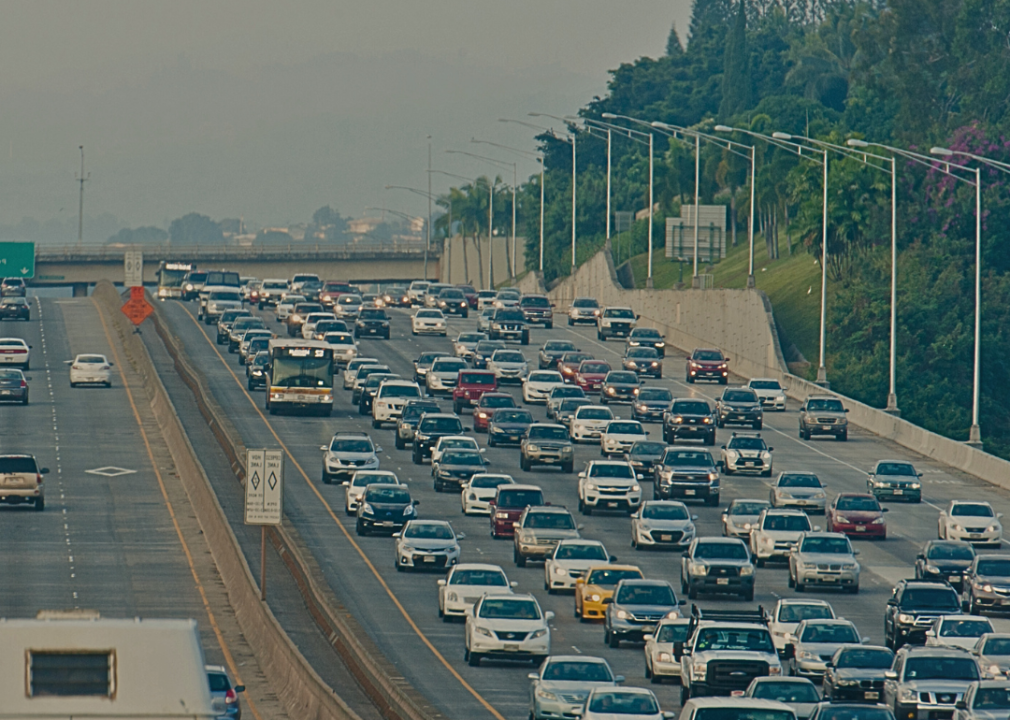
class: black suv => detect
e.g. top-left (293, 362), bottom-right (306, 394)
top-left (715, 388), bottom-right (763, 430)
top-left (411, 413), bottom-right (465, 464)
top-left (663, 398), bottom-right (717, 445)
top-left (395, 399), bottom-right (441, 449)
top-left (489, 308), bottom-right (530, 345)
top-left (355, 308), bottom-right (391, 339)
top-left (883, 579), bottom-right (961, 649)
top-left (216, 308), bottom-right (251, 344)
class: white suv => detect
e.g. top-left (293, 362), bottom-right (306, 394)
top-left (596, 306), bottom-right (638, 340)
top-left (464, 593), bottom-right (553, 666)
top-left (750, 509), bottom-right (817, 566)
top-left (577, 460), bottom-right (642, 516)
top-left (371, 380), bottom-right (422, 427)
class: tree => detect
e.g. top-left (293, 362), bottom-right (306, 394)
top-left (168, 213), bottom-right (224, 245)
top-left (666, 23), bottom-right (684, 56)
top-left (719, 1), bottom-right (752, 119)
top-left (106, 226), bottom-right (168, 245)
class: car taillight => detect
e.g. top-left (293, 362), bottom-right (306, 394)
top-left (36, 473), bottom-right (42, 484)
top-left (72, 364), bottom-right (80, 370)
top-left (225, 689), bottom-right (237, 705)
top-left (19, 380), bottom-right (26, 388)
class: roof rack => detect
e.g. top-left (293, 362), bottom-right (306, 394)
top-left (686, 604), bottom-right (769, 635)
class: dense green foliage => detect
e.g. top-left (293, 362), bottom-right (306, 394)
top-left (438, 0), bottom-right (1010, 455)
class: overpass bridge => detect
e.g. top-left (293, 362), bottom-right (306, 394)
top-left (30, 242), bottom-right (442, 294)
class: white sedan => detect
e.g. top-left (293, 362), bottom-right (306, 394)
top-left (571, 405), bottom-right (616, 444)
top-left (438, 563), bottom-right (516, 621)
top-left (453, 332), bottom-right (487, 359)
top-left (465, 593), bottom-right (553, 666)
top-left (644, 618), bottom-right (690, 683)
top-left (600, 420), bottom-right (648, 457)
top-left (275, 294), bottom-right (306, 321)
top-left (322, 332), bottom-right (358, 365)
top-left (301, 312), bottom-right (337, 339)
top-left (411, 309), bottom-right (448, 336)
top-left (543, 539), bottom-right (612, 594)
top-left (67, 354), bottom-right (113, 387)
top-left (461, 473), bottom-right (515, 515)
top-left (925, 615), bottom-right (994, 651)
top-left (748, 378), bottom-right (788, 411)
top-left (343, 357), bottom-right (379, 390)
top-left (522, 370), bottom-right (565, 404)
top-left (939, 500), bottom-right (1004, 547)
top-left (0, 337), bottom-right (31, 369)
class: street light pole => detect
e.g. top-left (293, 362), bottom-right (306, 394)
top-left (693, 133), bottom-right (701, 286)
top-left (606, 128), bottom-right (612, 241)
top-left (648, 131), bottom-right (654, 288)
top-left (529, 113), bottom-right (577, 275)
top-left (818, 151), bottom-right (829, 386)
top-left (426, 137), bottom-right (432, 280)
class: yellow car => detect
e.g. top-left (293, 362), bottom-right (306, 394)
top-left (574, 564), bottom-right (644, 622)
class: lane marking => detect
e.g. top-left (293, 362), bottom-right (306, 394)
top-left (178, 304), bottom-right (508, 720)
top-left (93, 298), bottom-right (265, 720)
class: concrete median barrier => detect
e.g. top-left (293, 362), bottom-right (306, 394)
top-left (92, 281), bottom-right (437, 720)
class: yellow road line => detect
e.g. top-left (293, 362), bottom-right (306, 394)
top-left (94, 299), bottom-right (265, 720)
top-left (179, 305), bottom-right (507, 720)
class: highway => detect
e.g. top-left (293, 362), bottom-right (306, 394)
top-left (0, 293), bottom-right (281, 720)
top-left (154, 296), bottom-right (1010, 720)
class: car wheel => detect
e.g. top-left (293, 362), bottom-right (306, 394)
top-left (755, 557), bottom-right (765, 568)
top-left (597, 332), bottom-right (604, 341)
top-left (706, 433), bottom-right (716, 446)
top-left (795, 579), bottom-right (805, 592)
top-left (680, 686), bottom-right (690, 705)
top-left (34, 497), bottom-right (44, 511)
top-left (707, 495), bottom-right (719, 507)
top-left (355, 520), bottom-right (367, 536)
top-left (687, 585), bottom-right (697, 600)
top-left (412, 448), bottom-right (422, 465)
top-left (468, 652), bottom-right (481, 667)
top-left (838, 431), bottom-right (847, 441)
top-left (743, 588), bottom-right (754, 601)
top-left (788, 572), bottom-right (795, 588)
top-left (70, 382), bottom-right (76, 388)
top-left (715, 418), bottom-right (724, 428)
top-left (433, 478), bottom-right (442, 493)
top-left (753, 421), bottom-right (763, 430)
top-left (562, 462), bottom-right (573, 473)
top-left (514, 548), bottom-right (526, 568)
top-left (321, 471), bottom-right (331, 485)
top-left (372, 419), bottom-right (381, 429)
top-left (608, 631), bottom-right (620, 649)
top-left (848, 584), bottom-right (860, 595)
top-left (719, 378), bottom-right (728, 385)
top-left (395, 434), bottom-right (405, 450)
top-left (761, 469), bottom-right (772, 478)
top-left (568, 317), bottom-right (574, 326)
top-left (686, 375), bottom-right (694, 384)
top-left (521, 455), bottom-right (530, 472)
top-left (489, 435), bottom-right (497, 447)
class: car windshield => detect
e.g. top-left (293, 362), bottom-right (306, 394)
top-left (694, 710), bottom-right (794, 720)
top-left (607, 422), bottom-right (643, 434)
top-left (404, 523), bottom-right (455, 540)
top-left (338, 295), bottom-right (361, 305)
top-left (439, 290), bottom-right (464, 299)
top-left (495, 310), bottom-right (524, 321)
top-left (731, 502), bottom-right (770, 516)
top-left (811, 710), bottom-right (892, 720)
top-left (927, 543), bottom-right (975, 561)
top-left (729, 437), bottom-right (767, 450)
top-left (876, 462), bottom-right (917, 476)
top-left (330, 439), bottom-right (373, 453)
top-left (799, 537), bottom-right (850, 554)
top-left (779, 475), bottom-right (820, 488)
top-left (807, 399), bottom-right (845, 412)
top-left (663, 450), bottom-right (715, 467)
top-left (324, 334), bottom-right (354, 345)
top-left (401, 403), bottom-right (439, 420)
top-left (694, 542), bottom-right (749, 560)
top-left (439, 438), bottom-right (477, 450)
top-left (976, 559), bottom-right (1010, 576)
top-left (554, 544), bottom-right (607, 561)
top-left (458, 334), bottom-right (485, 343)
top-left (630, 442), bottom-right (667, 456)
top-left (351, 473), bottom-right (395, 487)
top-left (607, 372), bottom-right (638, 384)
top-left (482, 395), bottom-right (516, 408)
top-left (952, 504), bottom-right (994, 517)
top-left (724, 390), bottom-right (757, 403)
top-left (551, 386), bottom-right (585, 398)
top-left (494, 352), bottom-right (525, 363)
top-left (450, 569), bottom-right (508, 586)
top-left (975, 689), bottom-right (1010, 710)
top-left (642, 504), bottom-right (689, 520)
top-left (694, 350), bottom-right (723, 361)
top-left (416, 310), bottom-right (442, 318)
top-left (982, 638), bottom-right (1010, 655)
top-left (615, 584), bottom-right (676, 606)
top-left (835, 496), bottom-right (881, 511)
top-left (581, 362), bottom-right (610, 374)
top-left (605, 309), bottom-right (635, 320)
top-left (588, 464), bottom-right (635, 479)
top-left (900, 588), bottom-right (960, 610)
top-left (420, 418), bottom-right (464, 433)
top-left (750, 380), bottom-right (782, 390)
top-left (800, 623), bottom-right (859, 644)
top-left (940, 619), bottom-right (992, 637)
top-left (763, 515), bottom-right (811, 531)
top-left (587, 691), bottom-right (657, 715)
top-left (497, 490), bottom-right (544, 509)
top-left (528, 427), bottom-right (569, 441)
top-left (76, 355), bottom-right (108, 364)
top-left (470, 475), bottom-right (513, 489)
top-left (366, 487), bottom-right (411, 504)
top-left (545, 341), bottom-right (577, 352)
top-left (562, 353), bottom-right (594, 364)
top-left (528, 373), bottom-right (562, 383)
top-left (380, 385), bottom-right (421, 398)
top-left (834, 647), bottom-right (894, 668)
top-left (0, 370), bottom-right (22, 379)
top-left (478, 599), bottom-right (540, 620)
top-left (526, 512), bottom-right (576, 530)
top-left (559, 400), bottom-right (590, 412)
top-left (904, 657), bottom-right (979, 681)
top-left (573, 298), bottom-right (599, 308)
top-left (494, 410), bottom-right (533, 424)
top-left (656, 623), bottom-right (690, 643)
top-left (587, 568), bottom-right (643, 586)
top-left (695, 628), bottom-right (774, 652)
top-left (751, 680), bottom-right (820, 703)
top-left (638, 388), bottom-right (673, 402)
top-left (628, 348), bottom-right (659, 358)
top-left (578, 408), bottom-right (614, 420)
top-left (522, 297), bottom-right (549, 307)
top-left (777, 604), bottom-right (834, 623)
top-left (359, 309), bottom-right (385, 319)
top-left (416, 352), bottom-right (447, 365)
top-left (443, 451), bottom-right (483, 466)
top-left (459, 373), bottom-right (495, 386)
top-left (542, 661), bottom-right (612, 682)
top-left (432, 360), bottom-right (467, 372)
top-left (476, 342), bottom-right (506, 355)
top-left (633, 328), bottom-right (661, 338)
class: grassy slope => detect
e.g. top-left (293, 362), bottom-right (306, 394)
top-left (626, 234), bottom-right (824, 379)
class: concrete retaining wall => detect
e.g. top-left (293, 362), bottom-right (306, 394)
top-left (528, 245), bottom-right (1010, 490)
top-left (440, 235), bottom-right (525, 289)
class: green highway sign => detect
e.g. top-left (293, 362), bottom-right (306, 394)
top-left (0, 242), bottom-right (35, 278)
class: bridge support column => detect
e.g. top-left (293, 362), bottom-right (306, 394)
top-left (71, 282), bottom-right (89, 297)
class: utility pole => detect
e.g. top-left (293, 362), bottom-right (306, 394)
top-left (426, 137), bottom-right (432, 280)
top-left (76, 146), bottom-right (88, 246)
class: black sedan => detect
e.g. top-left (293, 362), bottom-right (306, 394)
top-left (488, 409), bottom-right (534, 447)
top-left (0, 368), bottom-right (28, 404)
top-left (436, 288), bottom-right (470, 317)
top-left (246, 352), bottom-right (270, 390)
top-left (356, 484), bottom-right (418, 535)
top-left (433, 449), bottom-right (489, 492)
top-left (0, 297), bottom-right (30, 321)
top-left (625, 327), bottom-right (666, 356)
top-left (600, 371), bottom-right (641, 405)
top-left (914, 539), bottom-right (975, 590)
top-left (355, 308), bottom-right (391, 339)
top-left (622, 347), bottom-right (662, 378)
top-left (821, 645), bottom-right (894, 703)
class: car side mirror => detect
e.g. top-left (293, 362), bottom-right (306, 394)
top-left (926, 630), bottom-right (935, 638)
top-left (528, 672), bottom-right (540, 680)
top-left (720, 445), bottom-right (726, 450)
top-left (578, 472), bottom-right (586, 478)
top-left (320, 445), bottom-right (328, 452)
top-left (375, 447), bottom-right (383, 453)
top-left (544, 611), bottom-right (555, 621)
top-left (678, 599), bottom-right (686, 606)
top-left (466, 426), bottom-right (474, 432)
top-left (64, 360), bottom-right (73, 365)
top-left (437, 579), bottom-right (447, 587)
top-left (341, 481), bottom-right (350, 487)
top-left (457, 533), bottom-right (466, 541)
top-left (40, 468), bottom-right (50, 475)
top-left (609, 555), bottom-right (618, 562)
top-left (999, 513), bottom-right (1006, 519)
top-left (884, 670), bottom-right (898, 680)
top-left (631, 512), bottom-right (640, 519)
top-left (862, 636), bottom-right (872, 644)
top-left (814, 525), bottom-right (822, 532)
top-left (643, 634), bottom-right (654, 642)
top-left (412, 500), bottom-right (420, 506)
top-left (635, 314), bottom-right (641, 320)
top-left (844, 408), bottom-right (850, 413)
top-left (916, 553), bottom-right (924, 560)
top-left (883, 508), bottom-right (890, 513)
top-left (510, 581), bottom-right (519, 588)
top-left (602, 597), bottom-right (614, 604)
top-left (887, 598), bottom-right (897, 606)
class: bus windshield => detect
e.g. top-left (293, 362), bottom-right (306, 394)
top-left (271, 346), bottom-right (334, 388)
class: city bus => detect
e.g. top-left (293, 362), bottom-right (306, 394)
top-left (156, 262), bottom-right (195, 300)
top-left (266, 338), bottom-right (334, 416)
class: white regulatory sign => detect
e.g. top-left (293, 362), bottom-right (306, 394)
top-left (244, 449), bottom-right (283, 525)
top-left (124, 251), bottom-right (143, 288)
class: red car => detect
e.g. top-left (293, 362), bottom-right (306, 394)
top-left (686, 348), bottom-right (729, 384)
top-left (456, 284), bottom-right (478, 309)
top-left (319, 281), bottom-right (354, 307)
top-left (472, 392), bottom-right (518, 432)
top-left (452, 370), bottom-right (498, 413)
top-left (826, 493), bottom-right (889, 539)
top-left (575, 360), bottom-right (611, 393)
top-left (558, 352), bottom-right (595, 383)
top-left (489, 484), bottom-right (545, 538)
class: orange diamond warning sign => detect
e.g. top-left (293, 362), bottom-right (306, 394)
top-left (121, 286), bottom-right (153, 326)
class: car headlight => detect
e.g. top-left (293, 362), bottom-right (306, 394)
top-left (586, 482), bottom-right (597, 491)
top-left (872, 517), bottom-right (886, 525)
top-left (690, 562), bottom-right (707, 576)
top-left (975, 581), bottom-right (994, 592)
top-left (740, 565), bottom-right (754, 576)
top-left (552, 566), bottom-right (568, 576)
top-left (535, 688), bottom-right (560, 702)
top-left (989, 524), bottom-right (1001, 532)
top-left (636, 404), bottom-right (648, 412)
top-left (762, 451), bottom-right (772, 459)
top-left (606, 387), bottom-right (616, 395)
top-left (400, 545), bottom-right (416, 554)
top-left (708, 472), bottom-right (718, 481)
top-left (925, 563), bottom-right (940, 573)
top-left (590, 594), bottom-right (602, 602)
top-left (768, 665), bottom-right (782, 675)
top-left (989, 664), bottom-right (1003, 677)
top-left (910, 482), bottom-right (920, 489)
top-left (403, 505), bottom-right (416, 516)
top-left (898, 687), bottom-right (918, 704)
top-left (658, 652), bottom-right (673, 663)
top-left (798, 650), bottom-right (817, 660)
top-left (835, 678), bottom-right (858, 688)
top-left (691, 662), bottom-right (707, 680)
top-left (897, 613), bottom-right (915, 623)
top-left (361, 503), bottom-right (374, 515)
top-left (475, 626), bottom-right (494, 637)
top-left (726, 451), bottom-right (738, 459)
top-left (447, 592), bottom-right (458, 602)
top-left (616, 609), bottom-right (629, 619)
top-left (702, 417), bottom-right (712, 424)
top-left (843, 563), bottom-right (858, 570)
top-left (954, 524), bottom-right (964, 532)
top-left (813, 491), bottom-right (826, 498)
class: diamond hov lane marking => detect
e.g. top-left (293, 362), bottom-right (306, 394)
top-left (85, 466), bottom-right (137, 477)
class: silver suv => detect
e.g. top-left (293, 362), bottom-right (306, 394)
top-left (884, 645), bottom-right (980, 720)
top-left (798, 395), bottom-right (849, 441)
top-left (788, 532), bottom-right (860, 593)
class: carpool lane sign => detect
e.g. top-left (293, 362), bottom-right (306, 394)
top-left (245, 449), bottom-right (283, 525)
top-left (0, 242), bottom-right (35, 278)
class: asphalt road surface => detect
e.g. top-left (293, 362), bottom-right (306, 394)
top-left (156, 297), bottom-right (1010, 720)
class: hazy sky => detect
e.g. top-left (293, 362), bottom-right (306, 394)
top-left (0, 1), bottom-right (692, 239)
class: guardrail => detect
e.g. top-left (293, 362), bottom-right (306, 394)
top-left (38, 242), bottom-right (438, 261)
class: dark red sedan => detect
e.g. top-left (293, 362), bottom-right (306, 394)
top-left (472, 392), bottom-right (517, 432)
top-left (826, 493), bottom-right (889, 539)
top-left (557, 352), bottom-right (594, 383)
top-left (575, 360), bottom-right (611, 393)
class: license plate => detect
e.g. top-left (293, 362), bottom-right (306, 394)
top-left (607, 502), bottom-right (619, 508)
top-left (717, 578), bottom-right (729, 585)
top-left (822, 576), bottom-right (838, 582)
top-left (856, 526), bottom-right (866, 532)
top-left (685, 489), bottom-right (696, 496)
top-left (380, 521), bottom-right (395, 527)
top-left (423, 555), bottom-right (436, 563)
top-left (864, 692), bottom-right (879, 700)
top-left (542, 458), bottom-right (556, 463)
top-left (661, 535), bottom-right (672, 541)
top-left (893, 489), bottom-right (904, 495)
top-left (0, 390), bottom-right (10, 395)
top-left (504, 644), bottom-right (520, 652)
top-left (971, 534), bottom-right (982, 538)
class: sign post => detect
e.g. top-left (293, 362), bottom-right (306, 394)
top-left (124, 251), bottom-right (143, 288)
top-left (244, 449), bottom-right (283, 601)
top-left (0, 242), bottom-right (35, 279)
